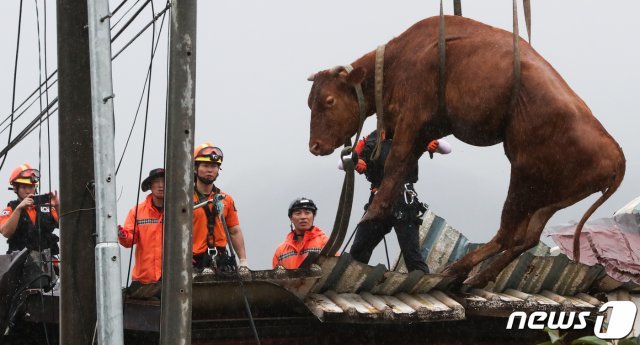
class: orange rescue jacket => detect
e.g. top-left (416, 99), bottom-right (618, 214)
top-left (192, 189), bottom-right (239, 256)
top-left (272, 226), bottom-right (329, 269)
top-left (119, 195), bottom-right (163, 284)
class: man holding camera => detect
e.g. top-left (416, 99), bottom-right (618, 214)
top-left (192, 142), bottom-right (248, 273)
top-left (0, 164), bottom-right (60, 255)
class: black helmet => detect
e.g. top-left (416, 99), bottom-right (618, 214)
top-left (288, 197), bottom-right (318, 218)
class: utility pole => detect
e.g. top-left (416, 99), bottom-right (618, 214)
top-left (56, 0), bottom-right (97, 344)
top-left (86, 0), bottom-right (124, 344)
top-left (160, 0), bottom-right (197, 344)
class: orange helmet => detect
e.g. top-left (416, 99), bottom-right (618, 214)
top-left (194, 142), bottom-right (223, 165)
top-left (9, 164), bottom-right (40, 186)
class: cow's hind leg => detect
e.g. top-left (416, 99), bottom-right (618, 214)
top-left (463, 203), bottom-right (564, 287)
top-left (441, 165), bottom-right (557, 281)
top-left (441, 192), bottom-right (533, 280)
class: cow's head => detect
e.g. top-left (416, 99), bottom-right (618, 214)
top-left (307, 66), bottom-right (367, 156)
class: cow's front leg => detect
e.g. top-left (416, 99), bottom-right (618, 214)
top-left (361, 112), bottom-right (424, 223)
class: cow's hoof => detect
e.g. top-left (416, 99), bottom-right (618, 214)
top-left (440, 265), bottom-right (467, 279)
top-left (463, 272), bottom-right (492, 288)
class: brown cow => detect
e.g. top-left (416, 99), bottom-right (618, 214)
top-left (307, 15), bottom-right (625, 286)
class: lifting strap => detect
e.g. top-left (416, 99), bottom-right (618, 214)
top-left (453, 0), bottom-right (462, 16)
top-left (315, 64), bottom-right (368, 260)
top-left (370, 44), bottom-right (386, 161)
top-left (523, 0), bottom-right (532, 44)
top-left (437, 0), bottom-right (447, 116)
top-left (510, 0), bottom-right (522, 114)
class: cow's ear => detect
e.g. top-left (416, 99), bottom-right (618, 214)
top-left (346, 67), bottom-right (366, 86)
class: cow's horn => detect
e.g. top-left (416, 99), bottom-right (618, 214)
top-left (307, 73), bottom-right (316, 81)
top-left (329, 65), bottom-right (344, 75)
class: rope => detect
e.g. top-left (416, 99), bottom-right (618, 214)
top-left (216, 200), bottom-right (261, 345)
top-left (382, 235), bottom-right (391, 270)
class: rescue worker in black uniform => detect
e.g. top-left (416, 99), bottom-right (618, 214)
top-left (347, 130), bottom-right (451, 273)
top-left (0, 164), bottom-right (60, 255)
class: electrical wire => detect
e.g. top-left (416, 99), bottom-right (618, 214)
top-left (33, 0), bottom-right (51, 342)
top-left (1, 0), bottom-right (25, 172)
top-left (121, 0), bottom-right (166, 304)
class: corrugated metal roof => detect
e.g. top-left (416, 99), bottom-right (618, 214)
top-left (294, 208), bottom-right (640, 323)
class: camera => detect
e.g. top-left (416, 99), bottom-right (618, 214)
top-left (31, 194), bottom-right (51, 205)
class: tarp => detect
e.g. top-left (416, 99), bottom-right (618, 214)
top-left (614, 195), bottom-right (640, 216)
top-left (545, 213), bottom-right (640, 284)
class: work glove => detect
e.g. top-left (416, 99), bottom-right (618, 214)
top-left (239, 258), bottom-right (248, 268)
top-left (354, 137), bottom-right (366, 155)
top-left (355, 159), bottom-right (367, 174)
top-left (238, 258), bottom-right (250, 279)
top-left (427, 140), bottom-right (439, 159)
top-left (427, 140), bottom-right (439, 153)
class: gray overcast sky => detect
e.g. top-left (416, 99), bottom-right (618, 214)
top-left (0, 1), bottom-right (638, 273)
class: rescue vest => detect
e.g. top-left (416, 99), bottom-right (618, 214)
top-left (5, 200), bottom-right (59, 255)
top-left (360, 130), bottom-right (419, 188)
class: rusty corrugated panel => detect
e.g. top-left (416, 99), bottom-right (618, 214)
top-left (305, 289), bottom-right (464, 323)
top-left (452, 287), bottom-right (602, 318)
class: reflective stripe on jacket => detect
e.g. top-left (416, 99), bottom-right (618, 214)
top-left (272, 226), bottom-right (329, 269)
top-left (119, 195), bottom-right (163, 284)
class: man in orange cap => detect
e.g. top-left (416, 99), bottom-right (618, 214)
top-left (0, 164), bottom-right (60, 255)
top-left (192, 142), bottom-right (248, 273)
top-left (118, 168), bottom-right (165, 298)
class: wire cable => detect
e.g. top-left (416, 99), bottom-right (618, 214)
top-left (121, 0), bottom-right (166, 304)
top-left (33, 1), bottom-right (51, 343)
top-left (1, 0), bottom-right (25, 172)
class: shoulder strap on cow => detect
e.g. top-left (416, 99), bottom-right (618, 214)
top-left (437, 0), bottom-right (447, 116)
top-left (453, 0), bottom-right (462, 16)
top-left (510, 0), bottom-right (522, 114)
top-left (523, 0), bottom-right (532, 44)
top-left (342, 64), bottom-right (367, 147)
top-left (370, 44), bottom-right (386, 162)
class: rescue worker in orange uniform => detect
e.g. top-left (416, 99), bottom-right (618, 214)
top-left (192, 142), bottom-right (248, 272)
top-left (0, 164), bottom-right (60, 255)
top-left (118, 168), bottom-right (165, 295)
top-left (272, 198), bottom-right (329, 269)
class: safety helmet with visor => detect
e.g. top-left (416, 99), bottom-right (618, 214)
top-left (9, 164), bottom-right (40, 187)
top-left (194, 142), bottom-right (223, 165)
top-left (288, 197), bottom-right (318, 218)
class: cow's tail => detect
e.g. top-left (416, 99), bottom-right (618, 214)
top-left (573, 159), bottom-right (625, 263)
